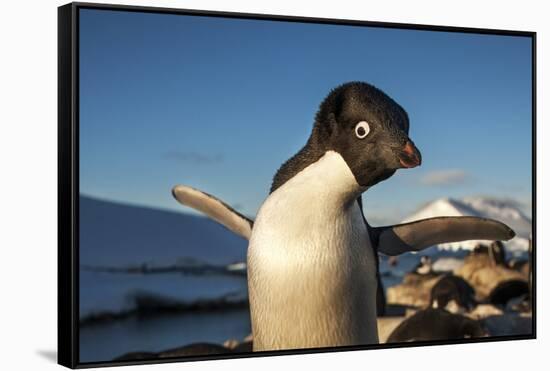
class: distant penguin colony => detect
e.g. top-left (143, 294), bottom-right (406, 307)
top-left (172, 81), bottom-right (515, 351)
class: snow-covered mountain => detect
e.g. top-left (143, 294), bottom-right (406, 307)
top-left (79, 195), bottom-right (249, 321)
top-left (402, 197), bottom-right (532, 254)
top-left (80, 195), bottom-right (248, 267)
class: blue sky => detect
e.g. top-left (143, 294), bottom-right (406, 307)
top-left (79, 9), bottom-right (532, 225)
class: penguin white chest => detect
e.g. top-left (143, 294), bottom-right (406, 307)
top-left (247, 151), bottom-right (379, 351)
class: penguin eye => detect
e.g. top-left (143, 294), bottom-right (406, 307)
top-left (355, 121), bottom-right (370, 139)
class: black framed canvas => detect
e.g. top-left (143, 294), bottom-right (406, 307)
top-left (58, 2), bottom-right (536, 368)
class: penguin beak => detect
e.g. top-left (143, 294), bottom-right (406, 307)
top-left (398, 140), bottom-right (422, 168)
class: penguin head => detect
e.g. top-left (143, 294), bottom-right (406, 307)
top-left (311, 81), bottom-right (421, 187)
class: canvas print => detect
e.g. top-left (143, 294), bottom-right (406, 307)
top-left (75, 6), bottom-right (533, 365)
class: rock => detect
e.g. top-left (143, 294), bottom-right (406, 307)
top-left (432, 257), bottom-right (464, 273)
top-left (467, 304), bottom-right (503, 320)
top-left (113, 342), bottom-right (232, 361)
top-left (481, 313), bottom-right (533, 336)
top-left (384, 304), bottom-right (411, 316)
top-left (386, 273), bottom-right (442, 307)
top-left (157, 343), bottom-right (232, 358)
top-left (455, 254), bottom-right (526, 299)
top-left (233, 340), bottom-right (253, 353)
top-left (114, 352), bottom-right (158, 361)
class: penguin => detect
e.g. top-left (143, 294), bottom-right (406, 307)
top-left (414, 256), bottom-right (434, 275)
top-left (488, 279), bottom-right (530, 309)
top-left (472, 241), bottom-right (506, 266)
top-left (429, 274), bottom-right (476, 313)
top-left (386, 308), bottom-right (487, 343)
top-left (172, 81), bottom-right (515, 351)
top-left (488, 241), bottom-right (507, 266)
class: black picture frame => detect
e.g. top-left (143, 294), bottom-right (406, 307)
top-left (58, 2), bottom-right (537, 368)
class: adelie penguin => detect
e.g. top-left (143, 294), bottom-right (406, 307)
top-left (172, 81), bottom-right (515, 351)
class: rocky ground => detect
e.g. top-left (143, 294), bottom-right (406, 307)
top-left (113, 243), bottom-right (533, 360)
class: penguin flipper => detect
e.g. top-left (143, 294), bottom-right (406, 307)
top-left (172, 185), bottom-right (253, 240)
top-left (374, 216), bottom-right (515, 256)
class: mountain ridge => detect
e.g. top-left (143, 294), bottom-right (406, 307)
top-left (403, 196), bottom-right (531, 254)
